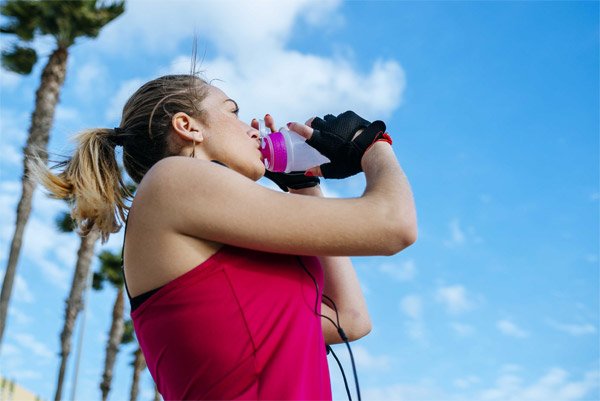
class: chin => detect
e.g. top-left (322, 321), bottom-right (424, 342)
top-left (251, 164), bottom-right (266, 181)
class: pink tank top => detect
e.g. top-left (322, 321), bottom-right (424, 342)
top-left (130, 245), bottom-right (332, 400)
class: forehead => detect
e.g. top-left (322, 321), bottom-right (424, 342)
top-left (204, 86), bottom-right (229, 105)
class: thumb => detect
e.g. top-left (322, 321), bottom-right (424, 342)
top-left (287, 122), bottom-right (313, 140)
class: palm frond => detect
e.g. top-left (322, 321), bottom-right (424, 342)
top-left (1, 45), bottom-right (37, 74)
top-left (121, 319), bottom-right (135, 345)
top-left (1, 0), bottom-right (125, 48)
top-left (0, 0), bottom-right (41, 41)
top-left (97, 250), bottom-right (124, 287)
top-left (55, 211), bottom-right (76, 233)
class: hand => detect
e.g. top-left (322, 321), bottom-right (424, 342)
top-left (289, 111), bottom-right (390, 179)
top-left (251, 114), bottom-right (320, 192)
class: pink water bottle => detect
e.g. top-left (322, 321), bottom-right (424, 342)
top-left (258, 119), bottom-right (330, 173)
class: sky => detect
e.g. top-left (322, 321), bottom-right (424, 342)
top-left (0, 1), bottom-right (598, 400)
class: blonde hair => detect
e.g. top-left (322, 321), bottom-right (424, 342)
top-left (29, 74), bottom-right (210, 243)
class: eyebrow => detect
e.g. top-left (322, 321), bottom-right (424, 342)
top-left (224, 99), bottom-right (239, 110)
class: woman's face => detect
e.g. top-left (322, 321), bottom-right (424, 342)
top-left (198, 86), bottom-right (264, 180)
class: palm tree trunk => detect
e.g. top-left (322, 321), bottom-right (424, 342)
top-left (54, 229), bottom-right (100, 401)
top-left (100, 287), bottom-right (125, 401)
top-left (0, 46), bottom-right (68, 347)
top-left (153, 384), bottom-right (161, 401)
top-left (129, 348), bottom-right (146, 401)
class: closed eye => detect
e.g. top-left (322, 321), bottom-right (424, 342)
top-left (225, 99), bottom-right (240, 117)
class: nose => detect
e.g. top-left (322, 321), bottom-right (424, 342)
top-left (248, 127), bottom-right (261, 147)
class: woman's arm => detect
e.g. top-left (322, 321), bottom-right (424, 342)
top-left (139, 141), bottom-right (416, 257)
top-left (290, 185), bottom-right (370, 344)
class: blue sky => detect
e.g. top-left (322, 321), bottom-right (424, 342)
top-left (0, 1), bottom-right (598, 400)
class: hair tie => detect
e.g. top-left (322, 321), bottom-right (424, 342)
top-left (110, 127), bottom-right (126, 147)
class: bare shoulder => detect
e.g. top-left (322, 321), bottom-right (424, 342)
top-left (123, 157), bottom-right (224, 297)
top-left (137, 156), bottom-right (245, 208)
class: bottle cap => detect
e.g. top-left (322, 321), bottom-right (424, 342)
top-left (260, 131), bottom-right (288, 172)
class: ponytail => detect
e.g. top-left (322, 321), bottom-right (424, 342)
top-left (28, 128), bottom-right (132, 243)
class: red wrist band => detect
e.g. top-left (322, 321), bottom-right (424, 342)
top-left (375, 132), bottom-right (392, 145)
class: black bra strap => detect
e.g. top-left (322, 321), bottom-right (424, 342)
top-left (121, 214), bottom-right (133, 300)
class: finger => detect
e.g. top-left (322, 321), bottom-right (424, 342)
top-left (304, 117), bottom-right (315, 127)
top-left (251, 118), bottom-right (259, 130)
top-left (324, 114), bottom-right (336, 122)
top-left (287, 122), bottom-right (313, 140)
top-left (304, 165), bottom-right (323, 177)
top-left (265, 114), bottom-right (277, 132)
top-left (311, 116), bottom-right (326, 130)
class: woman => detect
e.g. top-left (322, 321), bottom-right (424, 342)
top-left (32, 74), bottom-right (417, 400)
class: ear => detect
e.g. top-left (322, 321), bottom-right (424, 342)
top-left (171, 112), bottom-right (203, 143)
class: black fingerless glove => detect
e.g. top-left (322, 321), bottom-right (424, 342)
top-left (306, 111), bottom-right (389, 179)
top-left (264, 170), bottom-right (320, 192)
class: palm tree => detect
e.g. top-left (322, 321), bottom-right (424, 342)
top-left (0, 0), bottom-right (125, 347)
top-left (154, 383), bottom-right (162, 401)
top-left (121, 320), bottom-right (147, 401)
top-left (52, 212), bottom-right (101, 401)
top-left (93, 250), bottom-right (126, 401)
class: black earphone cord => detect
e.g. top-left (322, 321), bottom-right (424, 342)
top-left (296, 256), bottom-right (361, 401)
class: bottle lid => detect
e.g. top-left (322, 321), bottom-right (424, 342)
top-left (260, 131), bottom-right (288, 172)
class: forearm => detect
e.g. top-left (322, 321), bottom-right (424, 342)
top-left (361, 143), bottom-right (418, 248)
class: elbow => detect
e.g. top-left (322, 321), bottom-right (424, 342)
top-left (383, 216), bottom-right (418, 256)
top-left (346, 316), bottom-right (372, 342)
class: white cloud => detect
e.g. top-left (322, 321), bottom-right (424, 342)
top-left (353, 345), bottom-right (392, 371)
top-left (36, 260), bottom-right (69, 291)
top-left (497, 319), bottom-right (529, 339)
top-left (105, 78), bottom-right (145, 122)
top-left (379, 259), bottom-right (416, 282)
top-left (15, 370), bottom-right (43, 380)
top-left (0, 108), bottom-right (28, 145)
top-left (331, 344), bottom-right (392, 374)
top-left (101, 0), bottom-right (404, 127)
top-left (400, 294), bottom-right (425, 342)
top-left (0, 143), bottom-right (22, 167)
top-left (0, 185), bottom-right (86, 292)
top-left (400, 294), bottom-right (422, 320)
top-left (55, 105), bottom-right (80, 122)
top-left (478, 367), bottom-right (599, 401)
top-left (363, 379), bottom-right (441, 401)
top-left (480, 193), bottom-right (493, 203)
top-left (8, 306), bottom-right (33, 325)
top-left (549, 320), bottom-right (597, 336)
top-left (97, 0), bottom-right (343, 57)
top-left (13, 332), bottom-right (54, 359)
top-left (584, 253), bottom-right (598, 264)
top-left (0, 181), bottom-right (20, 246)
top-left (443, 218), bottom-right (466, 247)
top-left (74, 61), bottom-right (108, 100)
top-left (435, 285), bottom-right (473, 315)
top-left (15, 198), bottom-right (79, 292)
top-left (450, 322), bottom-right (475, 337)
top-left (0, 68), bottom-right (22, 90)
top-left (14, 274), bottom-right (34, 303)
top-left (362, 367), bottom-right (599, 401)
top-left (454, 375), bottom-right (481, 389)
top-left (197, 53), bottom-right (404, 126)
top-left (0, 342), bottom-right (20, 357)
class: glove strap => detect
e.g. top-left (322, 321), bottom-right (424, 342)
top-left (364, 132), bottom-right (392, 154)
